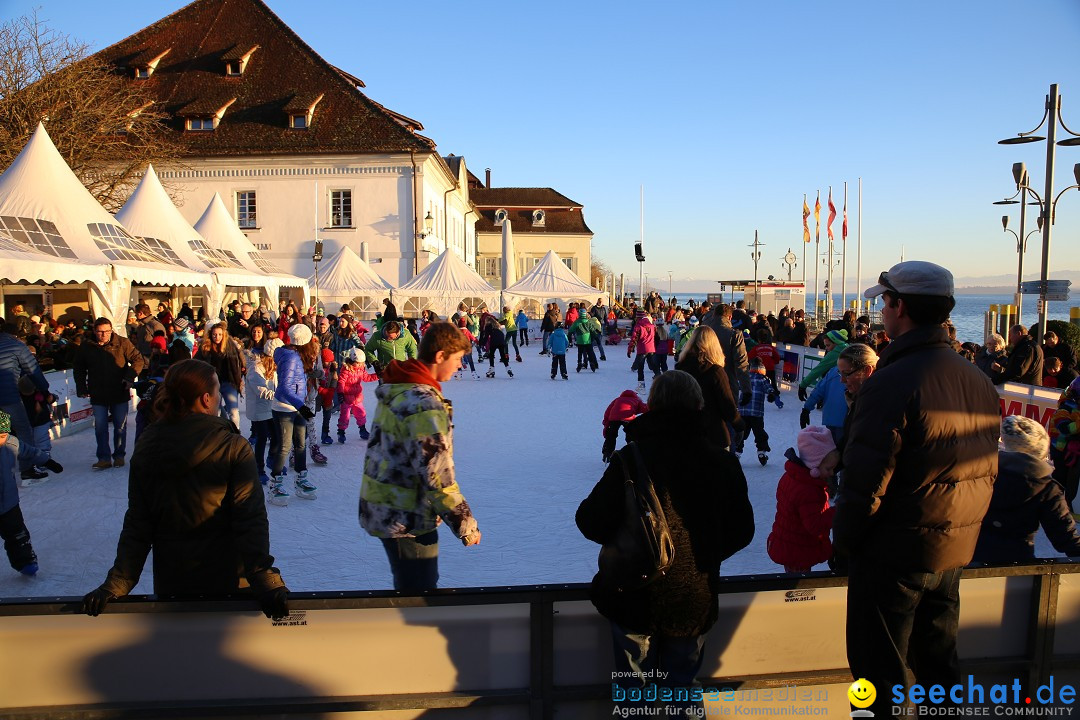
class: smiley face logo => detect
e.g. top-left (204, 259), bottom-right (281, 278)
top-left (848, 678), bottom-right (876, 709)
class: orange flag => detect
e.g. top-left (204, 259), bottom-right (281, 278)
top-left (814, 192), bottom-right (821, 243)
top-left (827, 189), bottom-right (836, 242)
top-left (802, 197), bottom-right (810, 243)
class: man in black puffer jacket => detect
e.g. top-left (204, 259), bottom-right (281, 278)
top-left (577, 370), bottom-right (754, 716)
top-left (834, 261), bottom-right (999, 716)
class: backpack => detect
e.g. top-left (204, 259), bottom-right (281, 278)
top-left (597, 441), bottom-right (675, 592)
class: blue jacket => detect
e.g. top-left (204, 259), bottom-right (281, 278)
top-left (273, 346), bottom-right (307, 412)
top-left (548, 328), bottom-right (569, 355)
top-left (0, 333), bottom-right (48, 405)
top-left (803, 367), bottom-right (848, 430)
top-left (739, 374), bottom-right (774, 418)
top-left (515, 311), bottom-right (528, 329)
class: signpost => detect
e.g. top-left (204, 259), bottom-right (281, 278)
top-left (1020, 279), bottom-right (1070, 302)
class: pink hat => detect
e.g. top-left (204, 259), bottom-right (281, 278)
top-left (797, 426), bottom-right (837, 477)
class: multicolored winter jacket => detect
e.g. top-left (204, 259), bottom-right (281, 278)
top-left (359, 360), bottom-right (479, 542)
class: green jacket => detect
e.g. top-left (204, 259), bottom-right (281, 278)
top-left (800, 343), bottom-right (848, 389)
top-left (569, 317), bottom-right (593, 344)
top-left (502, 312), bottom-right (517, 333)
top-left (364, 330), bottom-right (417, 366)
top-left (359, 362), bottom-right (479, 541)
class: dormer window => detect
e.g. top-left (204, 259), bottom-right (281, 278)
top-left (222, 45), bottom-right (259, 77)
top-left (187, 117), bottom-right (215, 131)
top-left (285, 93), bottom-right (323, 130)
top-left (494, 209), bottom-right (508, 226)
top-left (532, 209), bottom-right (546, 227)
top-left (131, 48), bottom-right (170, 79)
top-left (181, 97), bottom-right (237, 132)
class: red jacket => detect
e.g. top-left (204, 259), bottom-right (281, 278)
top-left (748, 343), bottom-right (782, 374)
top-left (766, 453), bottom-right (835, 569)
top-left (602, 390), bottom-right (648, 434)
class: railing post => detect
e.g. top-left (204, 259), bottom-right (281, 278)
top-left (1026, 567), bottom-right (1060, 691)
top-left (530, 593), bottom-right (556, 720)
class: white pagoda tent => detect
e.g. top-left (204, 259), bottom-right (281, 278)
top-left (502, 250), bottom-right (599, 302)
top-left (392, 248), bottom-right (497, 318)
top-left (309, 245), bottom-right (393, 317)
top-left (0, 124), bottom-right (209, 329)
top-left (117, 165), bottom-right (277, 316)
top-left (193, 193), bottom-right (309, 311)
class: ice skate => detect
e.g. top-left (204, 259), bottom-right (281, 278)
top-left (294, 470), bottom-right (317, 500)
top-left (472, 372), bottom-right (481, 380)
top-left (562, 374), bottom-right (569, 380)
top-left (310, 443), bottom-right (328, 465)
top-left (257, 471), bottom-right (270, 486)
top-left (551, 373), bottom-right (556, 380)
top-left (506, 368), bottom-right (514, 378)
top-left (268, 476), bottom-right (289, 506)
top-left (19, 561), bottom-right (38, 576)
top-left (321, 433), bottom-right (334, 445)
top-left (758, 452), bottom-right (769, 466)
top-left (358, 425), bottom-right (370, 441)
top-left (486, 369), bottom-right (496, 378)
top-left (636, 381), bottom-right (646, 394)
top-left (515, 355), bottom-right (522, 362)
top-left (337, 430), bottom-right (346, 444)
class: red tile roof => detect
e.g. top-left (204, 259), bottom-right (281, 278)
top-left (474, 208), bottom-right (592, 235)
top-left (92, 0), bottom-right (434, 156)
top-left (469, 187), bottom-right (583, 209)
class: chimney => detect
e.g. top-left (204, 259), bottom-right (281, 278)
top-left (485, 168), bottom-right (491, 188)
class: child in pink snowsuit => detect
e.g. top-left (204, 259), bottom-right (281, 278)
top-left (337, 348), bottom-right (378, 442)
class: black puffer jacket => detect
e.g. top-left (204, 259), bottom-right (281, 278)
top-left (972, 451), bottom-right (1080, 563)
top-left (73, 334), bottom-right (144, 405)
top-left (674, 355), bottom-right (741, 448)
top-left (834, 325), bottom-right (1000, 572)
top-left (992, 336), bottom-right (1044, 385)
top-left (100, 412), bottom-right (284, 598)
top-left (576, 409), bottom-right (754, 637)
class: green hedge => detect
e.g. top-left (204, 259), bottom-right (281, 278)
top-left (1046, 319), bottom-right (1080, 358)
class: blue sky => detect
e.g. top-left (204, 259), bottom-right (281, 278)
top-left (7, 0), bottom-right (1080, 291)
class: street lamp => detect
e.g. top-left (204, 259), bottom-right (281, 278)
top-left (998, 83), bottom-right (1080, 340)
top-left (993, 161), bottom-right (1043, 321)
top-left (781, 249), bottom-right (797, 282)
top-left (749, 230), bottom-right (764, 312)
top-left (667, 270), bottom-right (673, 298)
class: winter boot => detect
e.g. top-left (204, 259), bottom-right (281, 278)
top-left (337, 430), bottom-right (347, 444)
top-left (267, 475), bottom-right (289, 506)
top-left (515, 355), bottom-right (522, 362)
top-left (358, 425), bottom-right (370, 441)
top-left (321, 433), bottom-right (334, 445)
top-left (294, 470), bottom-right (317, 500)
top-left (310, 443), bottom-right (327, 465)
top-left (0, 506), bottom-right (37, 574)
top-left (636, 381), bottom-right (646, 394)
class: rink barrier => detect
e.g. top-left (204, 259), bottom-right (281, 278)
top-left (1, 561), bottom-right (1078, 719)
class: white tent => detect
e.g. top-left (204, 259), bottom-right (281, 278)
top-left (0, 123), bottom-right (210, 328)
top-left (502, 250), bottom-right (599, 301)
top-left (309, 245), bottom-right (393, 315)
top-left (117, 165), bottom-right (277, 315)
top-left (393, 248), bottom-right (498, 318)
top-left (193, 193), bottom-right (309, 310)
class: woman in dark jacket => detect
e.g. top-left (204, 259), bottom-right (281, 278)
top-left (577, 370), bottom-right (754, 713)
top-left (81, 359), bottom-right (289, 619)
top-left (197, 323), bottom-right (245, 428)
top-left (674, 325), bottom-right (741, 448)
top-left (972, 415), bottom-right (1080, 563)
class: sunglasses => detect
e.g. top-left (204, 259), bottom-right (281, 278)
top-left (838, 366), bottom-right (865, 378)
top-left (878, 271), bottom-right (901, 296)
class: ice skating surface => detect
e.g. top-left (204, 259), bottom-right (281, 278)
top-left (0, 347), bottom-right (1056, 599)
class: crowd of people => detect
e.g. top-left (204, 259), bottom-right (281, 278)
top-left (3, 269), bottom-right (1080, 717)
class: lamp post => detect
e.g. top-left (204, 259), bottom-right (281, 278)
top-left (993, 161), bottom-right (1043, 321)
top-left (668, 270), bottom-right (673, 298)
top-left (782, 249), bottom-right (797, 282)
top-left (998, 83), bottom-right (1080, 341)
top-left (749, 230), bottom-right (763, 312)
top-left (311, 239), bottom-right (323, 313)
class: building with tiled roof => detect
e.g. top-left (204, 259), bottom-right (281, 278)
top-left (470, 179), bottom-right (593, 290)
top-left (90, 0), bottom-right (475, 304)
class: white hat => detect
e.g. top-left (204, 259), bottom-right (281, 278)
top-left (1000, 415), bottom-right (1049, 458)
top-left (288, 323), bottom-right (313, 346)
top-left (863, 261), bottom-right (954, 299)
top-left (263, 338), bottom-right (284, 356)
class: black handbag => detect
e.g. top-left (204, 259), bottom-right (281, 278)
top-left (597, 441), bottom-right (675, 592)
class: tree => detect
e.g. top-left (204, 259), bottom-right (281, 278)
top-left (590, 256), bottom-right (611, 290)
top-left (0, 12), bottom-right (182, 211)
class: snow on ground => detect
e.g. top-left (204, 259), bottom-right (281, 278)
top-left (0, 340), bottom-right (1058, 600)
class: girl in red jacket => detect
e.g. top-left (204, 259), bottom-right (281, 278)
top-left (601, 389), bottom-right (648, 463)
top-left (767, 426), bottom-right (839, 572)
top-left (337, 348), bottom-right (378, 442)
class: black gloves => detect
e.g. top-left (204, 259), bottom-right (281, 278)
top-left (82, 586), bottom-right (116, 617)
top-left (798, 386), bottom-right (808, 402)
top-left (298, 406), bottom-right (316, 420)
top-left (738, 392), bottom-right (751, 406)
top-left (800, 409), bottom-right (811, 429)
top-left (766, 391), bottom-right (778, 404)
top-left (258, 586), bottom-right (290, 620)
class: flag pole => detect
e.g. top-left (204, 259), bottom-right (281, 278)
top-left (841, 181), bottom-right (848, 315)
top-left (814, 190), bottom-right (820, 323)
top-left (857, 178), bottom-right (862, 314)
top-left (827, 186), bottom-right (834, 322)
top-left (802, 194), bottom-right (808, 314)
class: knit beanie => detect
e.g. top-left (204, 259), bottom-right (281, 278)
top-left (797, 426), bottom-right (837, 477)
top-left (264, 338), bottom-right (284, 357)
top-left (150, 335), bottom-right (167, 353)
top-left (288, 323), bottom-right (313, 347)
top-left (0, 410), bottom-right (9, 434)
top-left (173, 316), bottom-right (189, 331)
top-left (1000, 415), bottom-right (1050, 458)
top-left (825, 328), bottom-right (849, 345)
top-left (321, 348), bottom-right (335, 366)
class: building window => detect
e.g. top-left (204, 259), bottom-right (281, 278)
top-left (236, 191), bottom-right (257, 228)
top-left (290, 114), bottom-right (307, 129)
top-left (134, 67), bottom-right (150, 79)
top-left (330, 190), bottom-right (352, 228)
top-left (494, 209), bottom-right (507, 226)
top-left (561, 257), bottom-right (576, 273)
top-left (532, 209), bottom-right (545, 227)
top-left (482, 257), bottom-right (499, 277)
top-left (520, 256), bottom-right (541, 276)
top-left (225, 61), bottom-right (240, 77)
top-left (186, 117), bottom-right (214, 131)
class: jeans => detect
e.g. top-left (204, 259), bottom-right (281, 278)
top-left (219, 381), bottom-right (241, 428)
top-left (846, 561), bottom-right (963, 716)
top-left (271, 410), bottom-right (307, 475)
top-left (31, 424), bottom-right (51, 464)
top-left (542, 330), bottom-right (552, 354)
top-left (519, 327), bottom-right (529, 346)
top-left (631, 353), bottom-right (658, 382)
top-left (380, 532), bottom-right (439, 590)
top-left (550, 353), bottom-right (567, 377)
top-left (0, 401), bottom-right (48, 471)
top-left (610, 621), bottom-right (705, 717)
top-left (591, 333), bottom-right (607, 360)
top-left (250, 419), bottom-right (276, 475)
top-left (506, 329), bottom-right (519, 356)
top-left (93, 402), bottom-right (129, 462)
top-left (461, 352), bottom-right (475, 372)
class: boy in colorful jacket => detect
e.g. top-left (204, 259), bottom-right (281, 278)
top-left (359, 323), bottom-right (481, 590)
